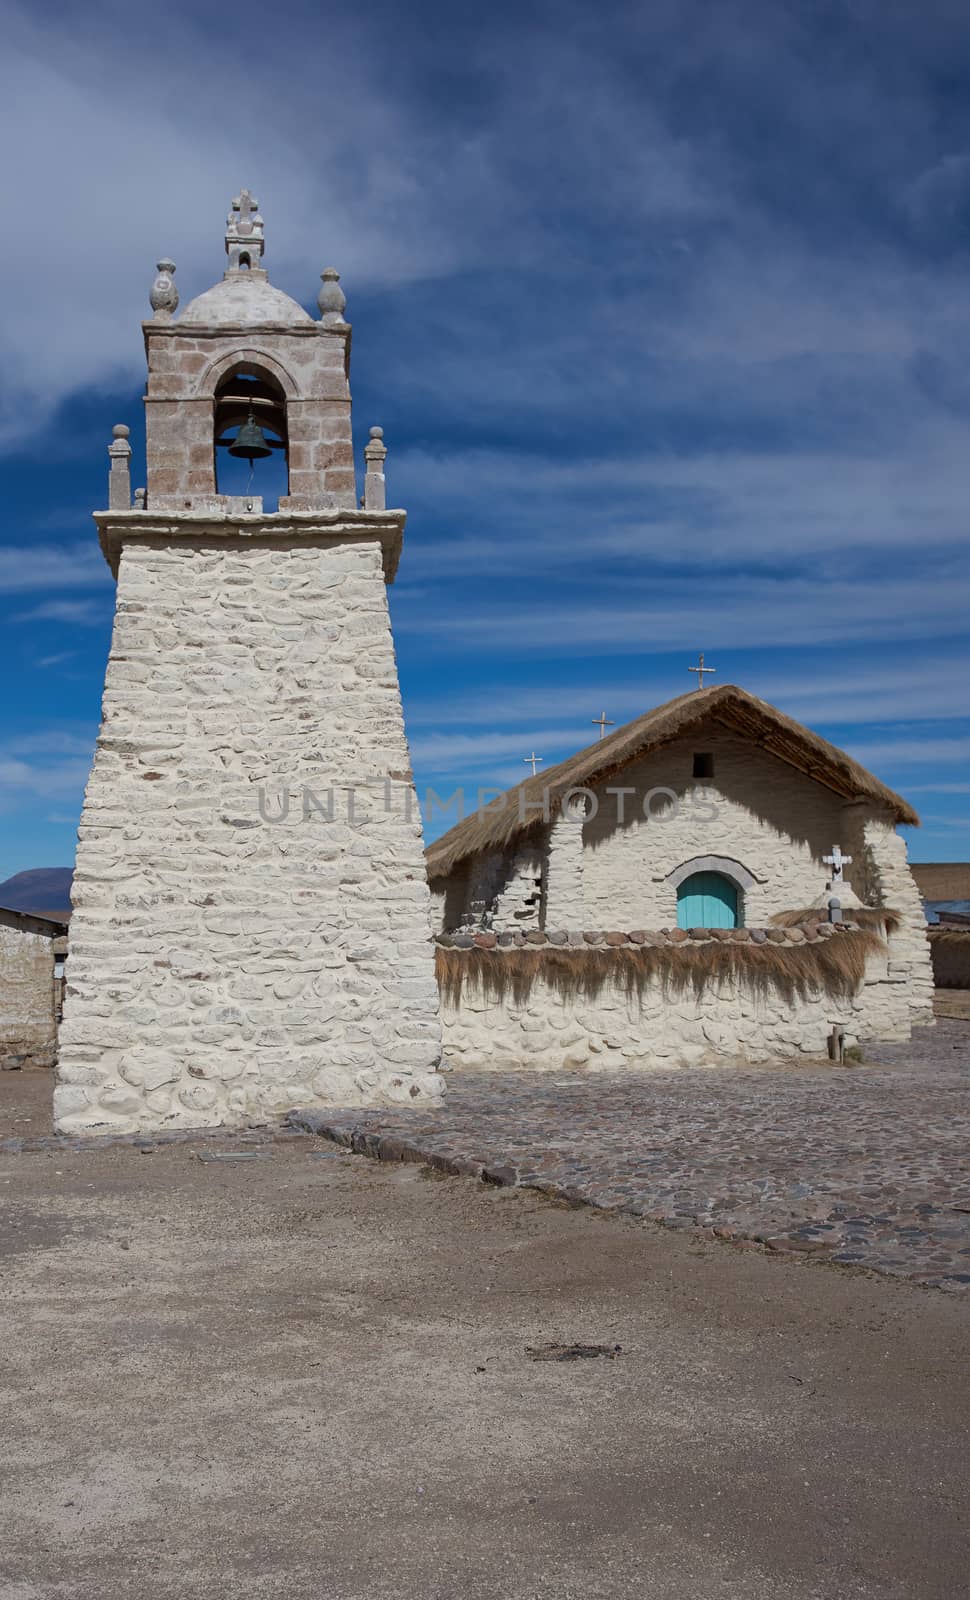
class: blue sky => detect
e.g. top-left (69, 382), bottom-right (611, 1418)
top-left (2, 0), bottom-right (970, 880)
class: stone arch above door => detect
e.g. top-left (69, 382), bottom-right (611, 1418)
top-left (666, 855), bottom-right (759, 891)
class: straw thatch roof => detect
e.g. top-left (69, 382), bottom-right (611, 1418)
top-left (425, 684), bottom-right (919, 881)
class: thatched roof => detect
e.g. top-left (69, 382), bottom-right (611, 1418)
top-left (425, 683), bottom-right (919, 880)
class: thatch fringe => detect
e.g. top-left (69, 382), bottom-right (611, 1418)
top-left (770, 907), bottom-right (900, 934)
top-left (436, 931), bottom-right (884, 1010)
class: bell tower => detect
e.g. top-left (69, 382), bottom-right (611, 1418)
top-left (55, 194), bottom-right (443, 1134)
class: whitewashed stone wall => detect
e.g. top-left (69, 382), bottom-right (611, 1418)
top-left (491, 847), bottom-right (544, 931)
top-left (0, 913), bottom-right (58, 1069)
top-left (56, 535), bottom-right (443, 1134)
top-left (579, 736), bottom-right (855, 926)
top-left (543, 800), bottom-right (586, 926)
top-left (440, 931), bottom-right (909, 1072)
top-left (430, 846), bottom-right (543, 933)
top-left (854, 811), bottom-right (934, 1024)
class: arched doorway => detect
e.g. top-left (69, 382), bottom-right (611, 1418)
top-left (677, 871), bottom-right (739, 929)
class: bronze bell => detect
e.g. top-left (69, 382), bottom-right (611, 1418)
top-left (228, 409), bottom-right (272, 461)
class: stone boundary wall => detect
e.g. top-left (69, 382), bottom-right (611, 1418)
top-left (0, 912), bottom-right (59, 1070)
top-left (437, 922), bottom-right (857, 950)
top-left (436, 921), bottom-right (914, 1071)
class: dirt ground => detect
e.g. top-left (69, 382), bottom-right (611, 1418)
top-left (933, 987), bottom-right (970, 1020)
top-left (0, 1073), bottom-right (969, 1599)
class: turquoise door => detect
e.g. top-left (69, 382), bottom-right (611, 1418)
top-left (677, 871), bottom-right (738, 930)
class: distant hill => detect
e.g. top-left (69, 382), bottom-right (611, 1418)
top-left (0, 867), bottom-right (73, 922)
top-left (912, 863), bottom-right (970, 902)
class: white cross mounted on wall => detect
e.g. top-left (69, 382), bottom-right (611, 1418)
top-left (823, 845), bottom-right (852, 884)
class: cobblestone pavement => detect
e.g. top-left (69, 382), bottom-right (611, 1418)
top-left (292, 1019), bottom-right (970, 1293)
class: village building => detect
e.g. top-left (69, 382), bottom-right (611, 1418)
top-left (0, 909), bottom-right (68, 1070)
top-left (427, 685), bottom-right (934, 1070)
top-left (54, 193), bottom-right (443, 1135)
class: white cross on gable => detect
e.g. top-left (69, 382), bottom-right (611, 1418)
top-left (823, 845), bottom-right (853, 883)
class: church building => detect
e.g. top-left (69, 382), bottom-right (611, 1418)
top-left (428, 684), bottom-right (933, 1070)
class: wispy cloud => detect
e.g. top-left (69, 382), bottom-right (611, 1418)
top-left (0, 543), bottom-right (109, 595)
top-left (35, 651), bottom-right (77, 669)
top-left (11, 597), bottom-right (109, 626)
top-left (846, 737), bottom-right (970, 768)
top-left (398, 566), bottom-right (969, 655)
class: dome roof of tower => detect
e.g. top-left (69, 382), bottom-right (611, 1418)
top-left (179, 274), bottom-right (314, 327)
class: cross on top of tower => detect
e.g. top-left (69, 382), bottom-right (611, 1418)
top-left (225, 189), bottom-right (265, 272)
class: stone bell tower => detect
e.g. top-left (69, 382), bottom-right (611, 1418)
top-left (54, 192), bottom-right (443, 1134)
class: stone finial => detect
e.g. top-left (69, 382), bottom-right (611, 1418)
top-left (318, 267), bottom-right (347, 324)
top-left (363, 425), bottom-right (387, 510)
top-left (133, 486), bottom-right (146, 510)
top-left (225, 189), bottom-right (265, 273)
top-left (149, 259), bottom-right (179, 319)
top-left (108, 424), bottom-right (132, 510)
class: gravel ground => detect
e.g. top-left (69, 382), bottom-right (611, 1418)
top-left (291, 1019), bottom-right (970, 1290)
top-left (0, 1110), bottom-right (968, 1599)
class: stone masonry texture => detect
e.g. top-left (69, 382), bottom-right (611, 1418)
top-left (55, 536), bottom-right (443, 1134)
top-left (0, 913), bottom-right (58, 1070)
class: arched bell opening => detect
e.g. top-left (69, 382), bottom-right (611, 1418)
top-left (214, 364), bottom-right (289, 508)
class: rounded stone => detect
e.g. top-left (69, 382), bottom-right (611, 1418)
top-left (730, 928), bottom-right (751, 942)
top-left (750, 929), bottom-right (768, 944)
top-left (766, 928), bottom-right (787, 943)
top-left (496, 932), bottom-right (516, 947)
top-left (688, 927), bottom-right (709, 940)
top-left (473, 932), bottom-right (497, 949)
top-left (525, 931), bottom-right (546, 945)
top-left (436, 933), bottom-right (455, 948)
top-left (604, 931), bottom-right (627, 946)
top-left (452, 934), bottom-right (475, 949)
top-left (784, 927), bottom-right (806, 943)
top-left (583, 931), bottom-right (605, 944)
top-left (668, 929), bottom-right (688, 944)
top-left (627, 930), bottom-right (648, 944)
top-left (546, 931), bottom-right (568, 945)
